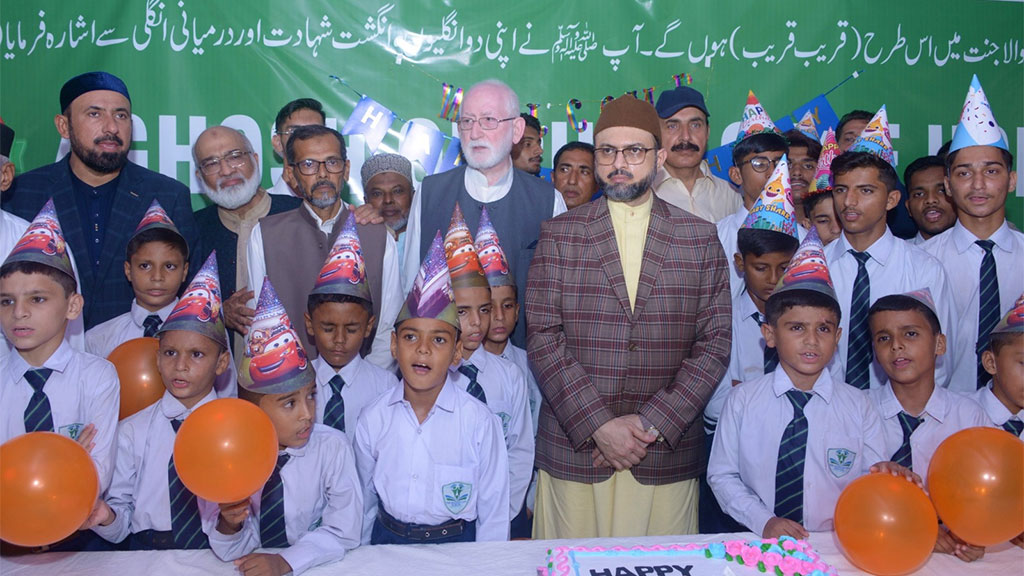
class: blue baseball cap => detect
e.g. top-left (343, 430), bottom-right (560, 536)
top-left (655, 86), bottom-right (709, 119)
top-left (60, 71), bottom-right (131, 112)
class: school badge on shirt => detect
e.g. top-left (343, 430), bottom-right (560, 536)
top-left (442, 482), bottom-right (472, 514)
top-left (827, 447), bottom-right (856, 478)
top-left (58, 422), bottom-right (84, 441)
top-left (498, 412), bottom-right (511, 435)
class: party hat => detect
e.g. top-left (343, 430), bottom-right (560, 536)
top-left (443, 203), bottom-right (489, 290)
top-left (772, 227), bottom-right (836, 302)
top-left (741, 154), bottom-right (799, 238)
top-left (310, 212), bottom-right (372, 303)
top-left (809, 128), bottom-right (840, 193)
top-left (239, 277), bottom-right (313, 394)
top-left (157, 251), bottom-right (227, 348)
top-left (396, 231), bottom-right (459, 329)
top-left (3, 198), bottom-right (75, 280)
top-left (795, 110), bottom-right (819, 141)
top-left (848, 105), bottom-right (895, 167)
top-left (902, 287), bottom-right (941, 330)
top-left (474, 206), bottom-right (514, 288)
top-left (735, 91), bottom-right (781, 143)
top-left (133, 200), bottom-right (182, 238)
top-left (950, 74), bottom-right (1009, 154)
top-left (991, 292), bottom-right (1024, 335)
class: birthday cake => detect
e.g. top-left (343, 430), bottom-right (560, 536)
top-left (539, 536), bottom-right (838, 576)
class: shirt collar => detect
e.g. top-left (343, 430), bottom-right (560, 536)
top-left (735, 290), bottom-right (760, 321)
top-left (654, 161), bottom-right (714, 188)
top-left (464, 161), bottom-right (514, 197)
top-left (468, 347), bottom-right (488, 371)
top-left (130, 298), bottom-right (179, 327)
top-left (159, 388), bottom-right (218, 421)
top-left (772, 366), bottom-right (833, 403)
top-left (976, 386), bottom-right (1014, 425)
top-left (950, 219), bottom-right (1016, 254)
top-left (301, 201), bottom-right (343, 231)
top-left (389, 374), bottom-right (459, 414)
top-left (836, 228), bottom-right (895, 265)
top-left (607, 191), bottom-right (654, 221)
top-left (7, 338), bottom-right (74, 379)
top-left (338, 353), bottom-right (364, 381)
top-left (878, 382), bottom-right (949, 423)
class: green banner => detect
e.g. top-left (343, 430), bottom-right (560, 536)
top-left (1, 1), bottom-right (1022, 224)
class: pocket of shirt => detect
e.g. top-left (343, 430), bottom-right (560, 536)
top-left (434, 464), bottom-right (476, 518)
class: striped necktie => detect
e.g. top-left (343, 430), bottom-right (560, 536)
top-left (976, 240), bottom-right (999, 389)
top-left (1004, 419), bottom-right (1024, 437)
top-left (890, 411), bottom-right (924, 470)
top-left (323, 375), bottom-right (346, 432)
top-left (751, 312), bottom-right (779, 373)
top-left (459, 363), bottom-right (487, 404)
top-left (260, 453), bottom-right (292, 548)
top-left (845, 250), bottom-right (872, 389)
top-left (168, 419), bottom-right (209, 549)
top-left (143, 314), bottom-right (163, 338)
top-left (774, 389), bottom-right (813, 524)
top-left (23, 369), bottom-right (55, 433)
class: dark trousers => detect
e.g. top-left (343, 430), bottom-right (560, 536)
top-left (370, 507), bottom-right (476, 545)
top-left (699, 431), bottom-right (747, 534)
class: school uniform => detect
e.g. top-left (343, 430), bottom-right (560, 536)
top-left (353, 376), bottom-right (510, 544)
top-left (200, 425), bottom-right (362, 574)
top-left (312, 355), bottom-right (398, 433)
top-left (0, 340), bottom-right (119, 493)
top-left (825, 230), bottom-right (959, 390)
top-left (496, 343), bottom-right (541, 436)
top-left (869, 383), bottom-right (991, 479)
top-left (85, 298), bottom-right (179, 359)
top-left (453, 347), bottom-right (534, 520)
top-left (708, 368), bottom-right (886, 535)
top-left (974, 385), bottom-right (1024, 438)
top-left (922, 221), bottom-right (1024, 393)
top-left (717, 206), bottom-right (808, 300)
top-left (92, 389), bottom-right (217, 548)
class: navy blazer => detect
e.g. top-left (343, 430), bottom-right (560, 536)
top-left (4, 156), bottom-right (202, 329)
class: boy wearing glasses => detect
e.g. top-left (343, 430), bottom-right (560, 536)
top-left (246, 125), bottom-right (403, 371)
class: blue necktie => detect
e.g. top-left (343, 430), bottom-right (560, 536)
top-left (774, 390), bottom-right (812, 524)
top-left (23, 369), bottom-right (55, 433)
top-left (323, 375), bottom-right (346, 432)
top-left (1004, 419), bottom-right (1024, 437)
top-left (260, 453), bottom-right (291, 548)
top-left (143, 314), bottom-right (163, 338)
top-left (846, 250), bottom-right (872, 389)
top-left (168, 419), bottom-right (209, 549)
top-left (890, 411), bottom-right (924, 471)
top-left (751, 312), bottom-right (779, 373)
top-left (459, 363), bottom-right (487, 404)
top-left (976, 240), bottom-right (999, 389)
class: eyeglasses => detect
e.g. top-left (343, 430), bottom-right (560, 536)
top-left (198, 150), bottom-right (252, 175)
top-left (456, 116), bottom-right (517, 131)
top-left (737, 156), bottom-right (782, 173)
top-left (594, 145), bottom-right (655, 166)
top-left (293, 157), bottom-right (346, 176)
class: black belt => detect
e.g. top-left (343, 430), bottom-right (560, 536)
top-left (378, 506), bottom-right (469, 542)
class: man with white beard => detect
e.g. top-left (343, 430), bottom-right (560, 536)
top-left (402, 79), bottom-right (566, 347)
top-left (193, 126), bottom-right (301, 355)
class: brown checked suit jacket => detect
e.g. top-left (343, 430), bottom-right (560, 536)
top-left (527, 194), bottom-right (732, 485)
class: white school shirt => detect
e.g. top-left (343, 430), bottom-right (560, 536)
top-left (922, 221), bottom-right (1024, 393)
top-left (401, 161), bottom-right (567, 294)
top-left (974, 386), bottom-right (1024, 437)
top-left (200, 425), bottom-right (362, 575)
top-left (704, 292), bottom-right (767, 434)
top-left (869, 383), bottom-right (991, 480)
top-left (825, 230), bottom-right (959, 390)
top-left (454, 347), bottom-right (534, 518)
top-left (708, 368), bottom-right (886, 535)
top-left (1, 340), bottom-right (119, 493)
top-left (312, 354), bottom-right (398, 431)
top-left (353, 376), bottom-right (510, 543)
top-left (246, 202), bottom-right (402, 372)
top-left (92, 389), bottom-right (218, 544)
top-left (908, 232), bottom-right (926, 245)
top-left (496, 342), bottom-right (541, 436)
top-left (85, 298), bottom-right (179, 359)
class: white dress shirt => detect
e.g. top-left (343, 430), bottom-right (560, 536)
top-left (453, 347), bottom-right (534, 517)
top-left (353, 376), bottom-right (510, 543)
top-left (869, 383), bottom-right (991, 480)
top-left (908, 232), bottom-right (926, 245)
top-left (825, 230), bottom-right (959, 390)
top-left (704, 292), bottom-right (768, 434)
top-left (1, 340), bottom-right (119, 493)
top-left (496, 343), bottom-right (541, 436)
top-left (708, 368), bottom-right (886, 535)
top-left (85, 298), bottom-right (178, 359)
top-left (246, 202), bottom-right (403, 372)
top-left (312, 354), bottom-right (397, 431)
top-left (201, 425), bottom-right (362, 575)
top-left (974, 385), bottom-right (1024, 437)
top-left (92, 389), bottom-right (218, 544)
top-left (922, 221), bottom-right (1024, 393)
top-left (401, 161), bottom-right (567, 294)
top-left (654, 162), bottom-right (743, 223)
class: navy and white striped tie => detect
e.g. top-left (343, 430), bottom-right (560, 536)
top-left (459, 363), bottom-right (487, 404)
top-left (976, 240), bottom-right (999, 389)
top-left (23, 369), bottom-right (55, 433)
top-left (260, 453), bottom-right (292, 548)
top-left (890, 411), bottom-right (924, 471)
top-left (168, 419), bottom-right (209, 549)
top-left (323, 375), bottom-right (346, 432)
top-left (845, 250), bottom-right (872, 389)
top-left (774, 390), bottom-right (812, 524)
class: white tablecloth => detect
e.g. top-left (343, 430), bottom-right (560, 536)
top-left (2, 532), bottom-right (1021, 575)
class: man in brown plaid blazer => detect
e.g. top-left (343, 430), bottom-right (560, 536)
top-left (527, 95), bottom-right (732, 538)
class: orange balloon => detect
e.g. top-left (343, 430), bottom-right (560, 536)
top-left (0, 432), bottom-right (99, 547)
top-left (928, 427), bottom-right (1024, 546)
top-left (108, 337), bottom-right (164, 420)
top-left (834, 473), bottom-right (938, 576)
top-left (173, 398), bottom-right (278, 503)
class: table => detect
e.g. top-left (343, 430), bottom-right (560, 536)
top-left (2, 532), bottom-right (1021, 575)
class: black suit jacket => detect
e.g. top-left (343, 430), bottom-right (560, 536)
top-left (4, 156), bottom-right (202, 329)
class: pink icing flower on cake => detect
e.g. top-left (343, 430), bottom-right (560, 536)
top-left (762, 551), bottom-right (784, 572)
top-left (780, 538), bottom-right (799, 551)
top-left (780, 555), bottom-right (803, 574)
top-left (725, 540), bottom-right (744, 558)
top-left (741, 545), bottom-right (762, 566)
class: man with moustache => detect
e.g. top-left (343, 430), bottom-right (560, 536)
top-left (403, 79), bottom-right (566, 347)
top-left (903, 155), bottom-right (956, 244)
top-left (269, 98), bottom-right (327, 196)
top-left (192, 126), bottom-right (301, 352)
top-left (527, 95), bottom-right (732, 539)
top-left (361, 153), bottom-right (415, 287)
top-left (552, 141), bottom-right (599, 210)
top-left (5, 71), bottom-right (201, 329)
top-left (246, 125), bottom-right (402, 370)
top-left (512, 113), bottom-right (544, 176)
top-left (653, 86), bottom-right (741, 223)
top-left (782, 129), bottom-right (822, 221)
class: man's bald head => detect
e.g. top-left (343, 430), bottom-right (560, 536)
top-left (193, 125), bottom-right (261, 210)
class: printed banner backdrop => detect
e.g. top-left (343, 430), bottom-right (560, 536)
top-left (1, 1), bottom-right (1022, 225)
